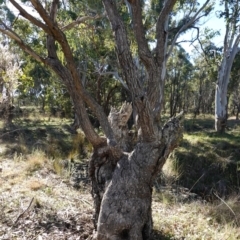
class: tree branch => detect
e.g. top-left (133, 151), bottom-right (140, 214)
top-left (0, 21), bottom-right (44, 63)
top-left (27, 0), bottom-right (117, 146)
top-left (223, 1), bottom-right (230, 53)
top-left (46, 0), bottom-right (58, 58)
top-left (49, 0), bottom-right (58, 21)
top-left (30, 0), bottom-right (56, 30)
top-left (102, 0), bottom-right (156, 141)
top-left (102, 0), bottom-right (141, 94)
top-left (2, 0), bottom-right (117, 147)
top-left (129, 0), bottom-right (155, 71)
top-left (190, 27), bottom-right (211, 65)
top-left (167, 0), bottom-right (211, 60)
top-left (13, 197), bottom-right (34, 226)
top-left (9, 0), bottom-right (51, 35)
top-left (156, 0), bottom-right (177, 62)
top-left (62, 15), bottom-right (103, 31)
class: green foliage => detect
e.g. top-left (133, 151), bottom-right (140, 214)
top-left (2, 6), bottom-right (15, 23)
top-left (13, 19), bottom-right (46, 56)
top-left (217, 0), bottom-right (240, 22)
top-left (1, 0), bottom-right (217, 119)
top-left (229, 52), bottom-right (240, 92)
top-left (0, 1), bottom-right (16, 24)
top-left (150, 0), bottom-right (164, 14)
top-left (0, 0), bottom-right (126, 118)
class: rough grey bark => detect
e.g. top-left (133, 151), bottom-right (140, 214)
top-left (91, 111), bottom-right (183, 240)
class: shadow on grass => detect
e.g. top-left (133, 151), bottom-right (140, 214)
top-left (168, 143), bottom-right (240, 199)
top-left (151, 229), bottom-right (175, 240)
top-left (184, 116), bottom-right (240, 132)
top-left (0, 119), bottom-right (74, 159)
top-left (184, 117), bottom-right (215, 131)
top-left (162, 116), bottom-right (240, 200)
top-left (8, 206), bottom-right (94, 239)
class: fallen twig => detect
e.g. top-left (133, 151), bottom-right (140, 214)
top-left (0, 128), bottom-right (22, 138)
top-left (79, 198), bottom-right (92, 206)
top-left (213, 192), bottom-right (236, 216)
top-left (13, 197), bottom-right (34, 226)
top-left (188, 172), bottom-right (205, 193)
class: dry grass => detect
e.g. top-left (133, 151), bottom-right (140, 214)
top-left (27, 179), bottom-right (45, 191)
top-left (1, 114), bottom-right (240, 239)
top-left (1, 150), bottom-right (240, 240)
top-left (152, 195), bottom-right (240, 240)
top-left (25, 149), bottom-right (49, 173)
top-left (209, 195), bottom-right (240, 227)
top-left (68, 129), bottom-right (93, 160)
top-left (0, 157), bottom-right (94, 240)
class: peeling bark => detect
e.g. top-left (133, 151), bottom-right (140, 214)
top-left (108, 102), bottom-right (133, 151)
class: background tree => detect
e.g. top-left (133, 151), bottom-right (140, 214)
top-left (191, 58), bottom-right (215, 116)
top-left (0, 44), bottom-right (22, 124)
top-left (215, 0), bottom-right (240, 132)
top-left (0, 0), bottom-right (213, 239)
top-left (165, 46), bottom-right (193, 117)
top-left (191, 27), bottom-right (221, 114)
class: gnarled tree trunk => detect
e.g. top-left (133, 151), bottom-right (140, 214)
top-left (90, 103), bottom-right (183, 239)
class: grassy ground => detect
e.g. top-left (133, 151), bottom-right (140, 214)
top-left (0, 156), bottom-right (93, 240)
top-left (0, 110), bottom-right (240, 239)
top-left (164, 115), bottom-right (240, 198)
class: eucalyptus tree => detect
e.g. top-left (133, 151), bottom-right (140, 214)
top-left (191, 56), bottom-right (216, 116)
top-left (215, 0), bottom-right (240, 132)
top-left (0, 0), bottom-right (213, 239)
top-left (188, 26), bottom-right (224, 116)
top-left (0, 44), bottom-right (22, 124)
top-left (190, 42), bottom-right (221, 116)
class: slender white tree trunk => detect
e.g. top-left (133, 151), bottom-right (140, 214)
top-left (215, 58), bottom-right (229, 132)
top-left (215, 48), bottom-right (240, 132)
top-left (214, 0), bottom-right (240, 132)
top-left (215, 82), bottom-right (228, 132)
